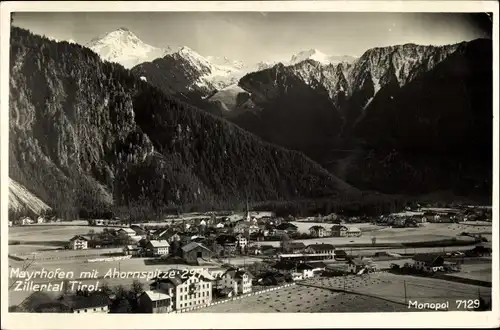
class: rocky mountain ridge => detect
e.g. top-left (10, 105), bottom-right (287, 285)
top-left (9, 27), bottom-right (359, 219)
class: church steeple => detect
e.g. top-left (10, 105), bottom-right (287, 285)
top-left (245, 194), bottom-right (250, 221)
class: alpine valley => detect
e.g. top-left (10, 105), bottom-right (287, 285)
top-left (8, 26), bottom-right (493, 220)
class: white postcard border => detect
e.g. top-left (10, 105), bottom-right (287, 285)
top-left (1, 1), bottom-right (498, 329)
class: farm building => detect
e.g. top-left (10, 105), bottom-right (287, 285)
top-left (68, 235), bottom-right (89, 250)
top-left (412, 254), bottom-right (445, 272)
top-left (181, 242), bottom-right (212, 264)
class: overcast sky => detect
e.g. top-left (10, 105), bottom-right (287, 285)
top-left (12, 12), bottom-right (492, 63)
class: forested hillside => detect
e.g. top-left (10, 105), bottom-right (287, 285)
top-left (9, 27), bottom-right (358, 220)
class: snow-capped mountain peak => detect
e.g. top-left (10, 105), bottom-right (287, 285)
top-left (174, 46), bottom-right (213, 69)
top-left (290, 49), bottom-right (332, 65)
top-left (87, 28), bottom-right (172, 69)
top-left (206, 55), bottom-right (246, 70)
top-left (290, 49), bottom-right (358, 66)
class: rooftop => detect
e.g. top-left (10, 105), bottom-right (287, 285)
top-left (307, 243), bottom-right (335, 251)
top-left (181, 241), bottom-right (212, 253)
top-left (285, 242), bottom-right (306, 249)
top-left (142, 290), bottom-right (171, 302)
top-left (223, 267), bottom-right (253, 280)
top-left (412, 253), bottom-right (444, 264)
top-left (60, 292), bottom-right (111, 310)
top-left (148, 240), bottom-right (170, 248)
top-left (69, 235), bottom-right (88, 241)
top-left (119, 228), bottom-right (136, 234)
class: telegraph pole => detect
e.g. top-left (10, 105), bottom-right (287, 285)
top-left (404, 280), bottom-right (407, 305)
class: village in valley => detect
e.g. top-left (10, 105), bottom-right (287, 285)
top-left (8, 202), bottom-right (493, 313)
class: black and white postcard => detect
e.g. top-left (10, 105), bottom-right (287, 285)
top-left (1, 1), bottom-right (498, 329)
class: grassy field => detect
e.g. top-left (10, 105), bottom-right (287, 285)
top-left (261, 222), bottom-right (486, 248)
top-left (9, 226), bottom-right (118, 256)
top-left (9, 225), bottom-right (105, 243)
top-left (192, 271), bottom-right (492, 313)
top-left (9, 221), bottom-right (485, 259)
top-left (446, 263), bottom-right (492, 282)
top-left (291, 222), bottom-right (381, 233)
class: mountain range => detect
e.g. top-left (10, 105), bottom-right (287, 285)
top-left (8, 26), bottom-right (493, 218)
top-left (124, 32), bottom-right (492, 198)
top-left (9, 27), bottom-right (363, 219)
top-left (85, 28), bottom-right (358, 98)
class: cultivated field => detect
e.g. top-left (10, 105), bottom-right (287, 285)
top-left (302, 272), bottom-right (491, 311)
top-left (193, 277), bottom-right (408, 313)
top-left (192, 271), bottom-right (491, 313)
top-left (192, 283), bottom-right (409, 313)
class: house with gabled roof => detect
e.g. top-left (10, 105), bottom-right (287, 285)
top-left (69, 235), bottom-right (89, 250)
top-left (149, 269), bottom-right (213, 311)
top-left (309, 225), bottom-right (328, 238)
top-left (331, 224), bottom-right (349, 237)
top-left (347, 258), bottom-right (375, 274)
top-left (58, 291), bottom-right (111, 313)
top-left (138, 290), bottom-right (172, 313)
top-left (412, 254), bottom-right (445, 272)
top-left (181, 242), bottom-right (212, 264)
top-left (215, 234), bottom-right (238, 256)
top-left (145, 240), bottom-right (170, 257)
top-left (129, 225), bottom-right (147, 237)
top-left (282, 241), bottom-right (306, 253)
top-left (275, 223), bottom-right (298, 235)
top-left (304, 243), bottom-right (335, 256)
top-left (218, 267), bottom-right (253, 295)
top-left (118, 227), bottom-right (137, 237)
top-left (123, 245), bottom-right (141, 256)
